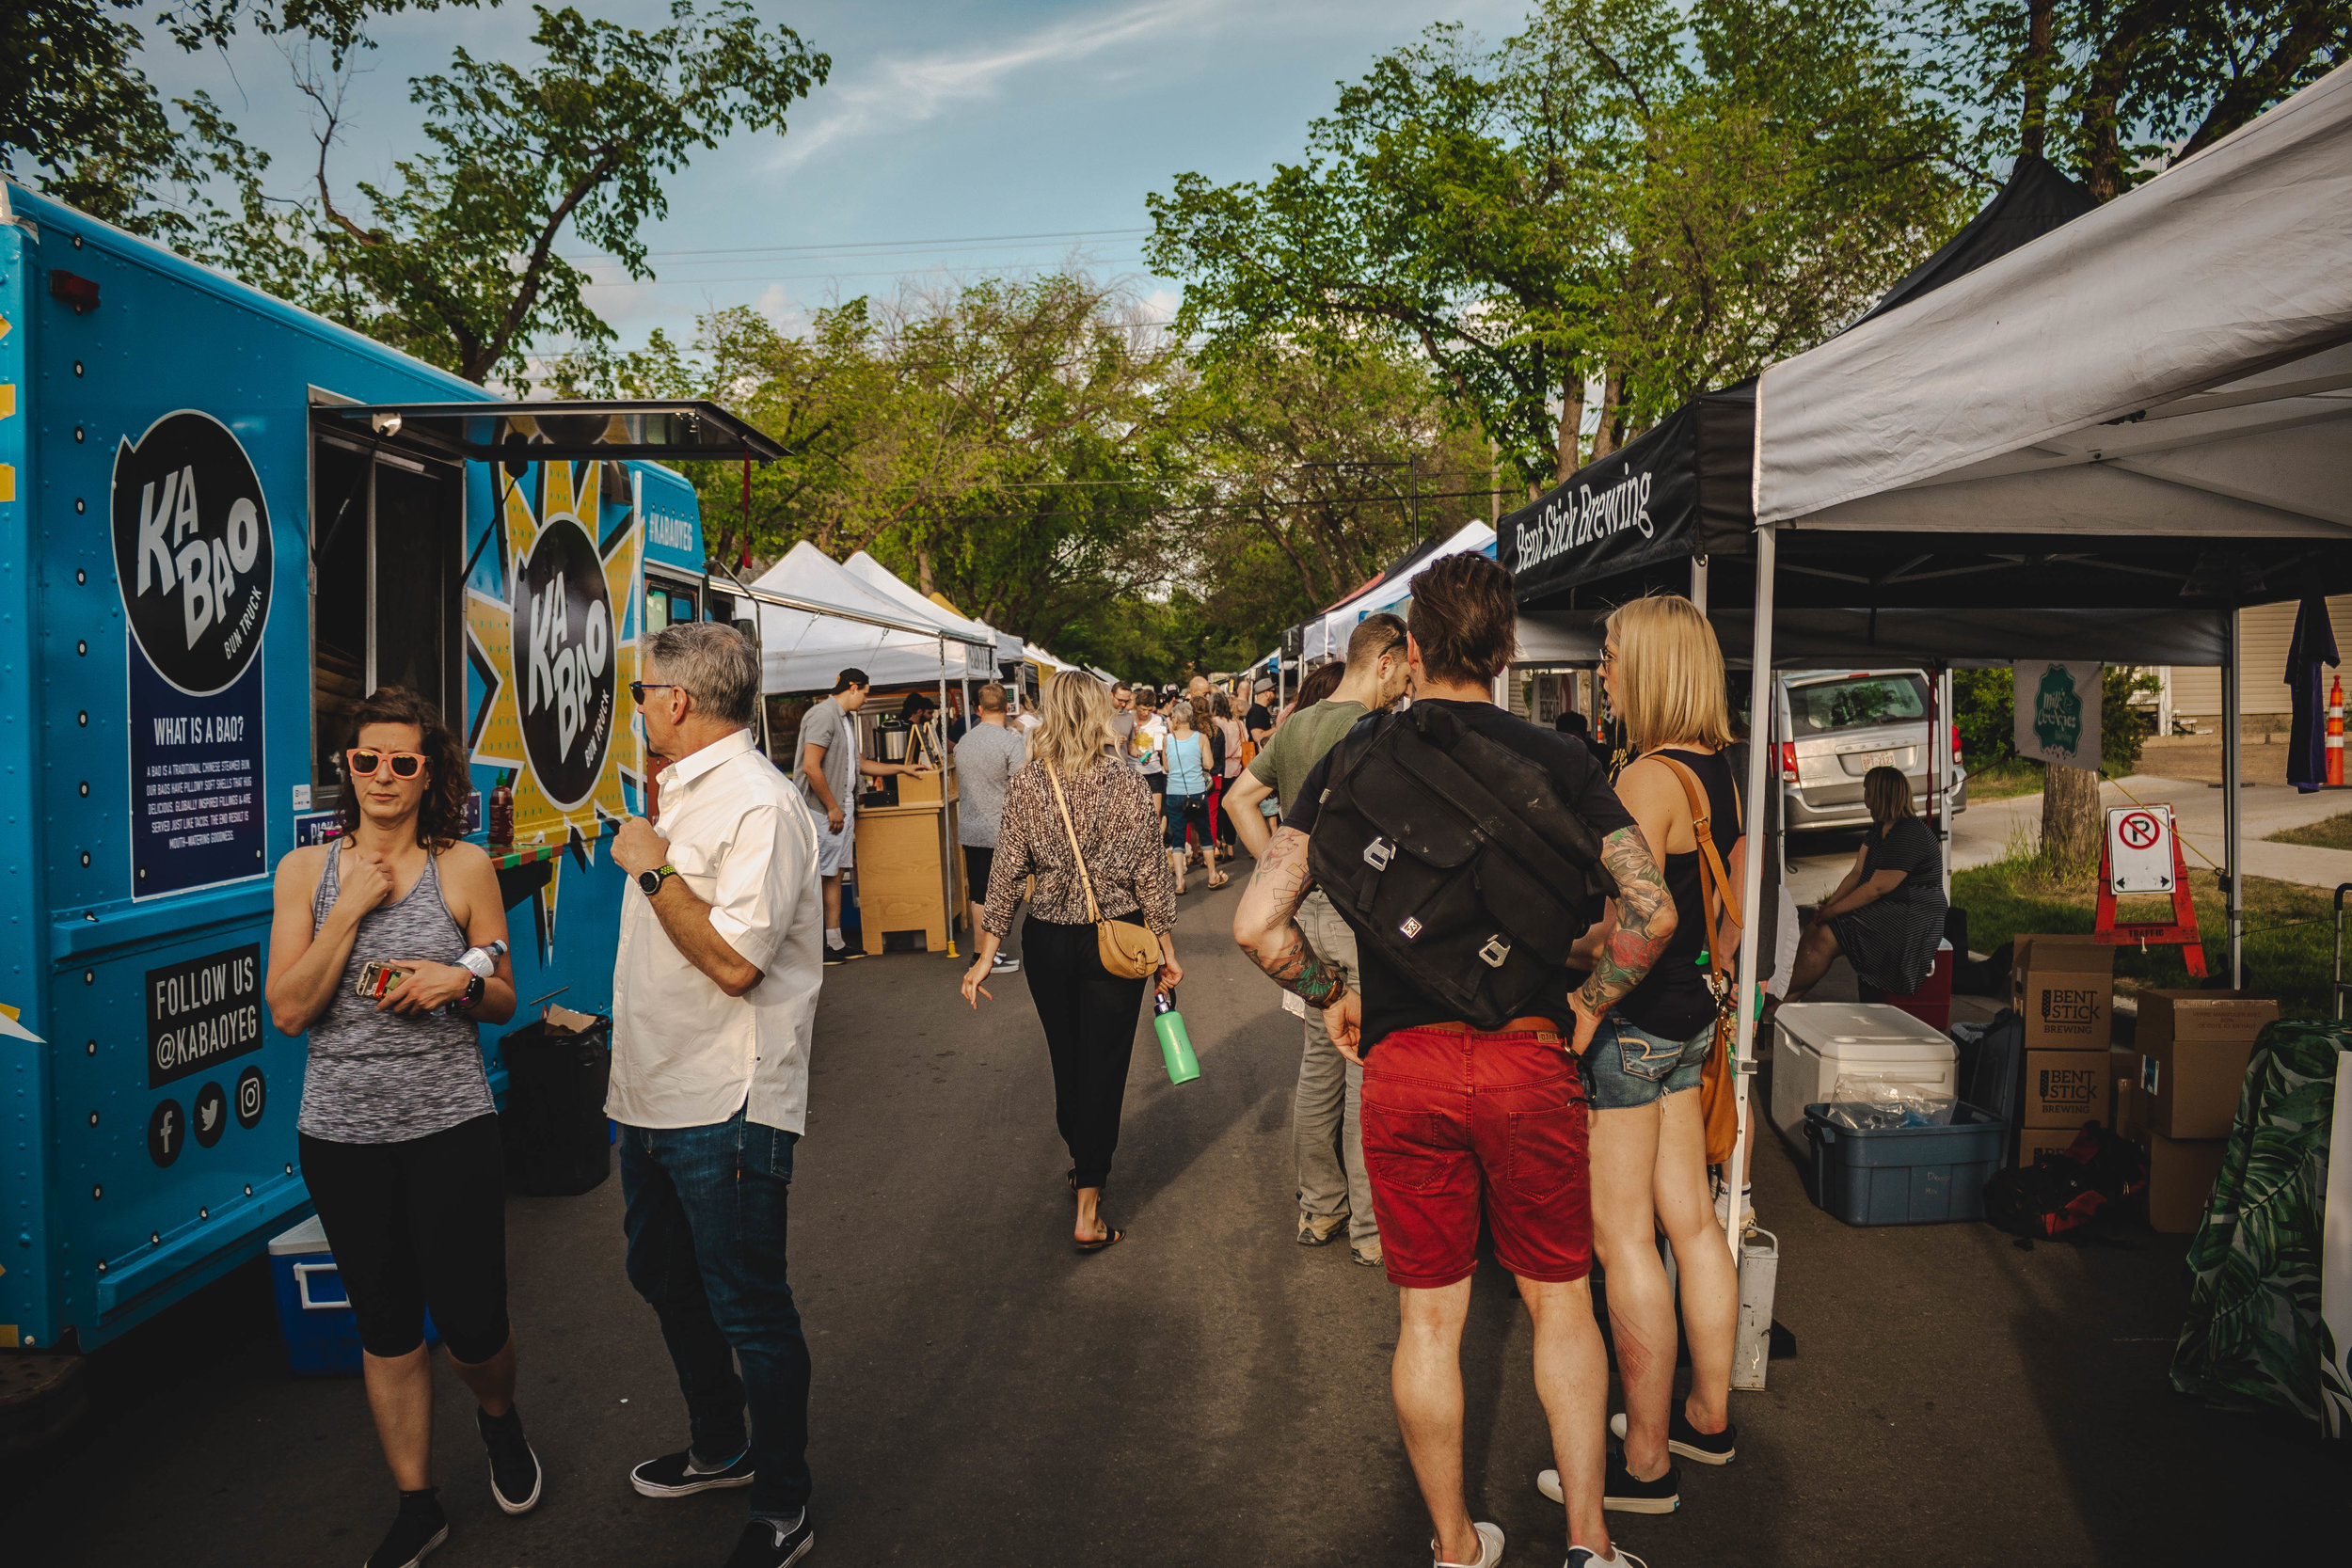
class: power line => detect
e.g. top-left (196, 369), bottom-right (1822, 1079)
top-left (559, 226), bottom-right (1152, 266)
top-left (576, 258), bottom-right (1152, 289)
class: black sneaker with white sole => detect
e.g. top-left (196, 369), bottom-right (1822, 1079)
top-left (478, 1403), bottom-right (543, 1514)
top-left (1603, 1448), bottom-right (1681, 1514)
top-left (1611, 1407), bottom-right (1737, 1465)
top-left (632, 1447), bottom-right (756, 1498)
top-left (822, 942), bottom-right (862, 967)
top-left (365, 1490), bottom-right (449, 1568)
top-left (722, 1513), bottom-right (815, 1568)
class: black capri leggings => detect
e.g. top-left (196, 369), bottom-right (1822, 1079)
top-left (298, 1113), bottom-right (511, 1362)
top-left (1023, 915), bottom-right (1151, 1190)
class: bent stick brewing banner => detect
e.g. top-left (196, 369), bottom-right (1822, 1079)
top-left (113, 410), bottom-right (272, 898)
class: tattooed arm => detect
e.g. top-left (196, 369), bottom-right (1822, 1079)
top-left (1565, 823), bottom-right (1677, 1056)
top-left (1232, 825), bottom-right (1362, 1053)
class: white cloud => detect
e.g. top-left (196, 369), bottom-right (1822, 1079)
top-left (770, 0), bottom-right (1246, 170)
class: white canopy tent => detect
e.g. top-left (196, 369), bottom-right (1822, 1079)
top-left (1716, 62), bottom-right (2352, 1273)
top-left (751, 543), bottom-right (981, 695)
top-left (1304, 522), bottom-right (1498, 662)
top-left (839, 551), bottom-right (1001, 679)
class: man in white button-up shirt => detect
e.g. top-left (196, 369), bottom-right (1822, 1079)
top-left (608, 622), bottom-right (823, 1568)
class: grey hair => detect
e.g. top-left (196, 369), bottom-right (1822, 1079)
top-left (1168, 699), bottom-right (1196, 726)
top-left (647, 622), bottom-right (760, 727)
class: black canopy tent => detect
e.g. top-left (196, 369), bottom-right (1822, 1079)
top-left (1493, 113), bottom-right (2352, 1270)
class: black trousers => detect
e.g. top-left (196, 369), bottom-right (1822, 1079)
top-left (1023, 915), bottom-right (1150, 1190)
top-left (299, 1113), bottom-right (511, 1362)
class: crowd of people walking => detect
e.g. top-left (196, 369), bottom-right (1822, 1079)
top-left (262, 546), bottom-right (1876, 1568)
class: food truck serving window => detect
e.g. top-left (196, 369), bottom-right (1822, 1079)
top-left (310, 436), bottom-right (464, 801)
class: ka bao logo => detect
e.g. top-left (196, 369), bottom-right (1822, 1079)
top-left (111, 411), bottom-right (274, 694)
top-left (511, 507), bottom-right (616, 809)
top-left (2032, 662), bottom-right (2085, 759)
top-left (2041, 985), bottom-right (2099, 1025)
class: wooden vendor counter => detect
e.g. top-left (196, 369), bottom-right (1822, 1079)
top-left (852, 766), bottom-right (963, 957)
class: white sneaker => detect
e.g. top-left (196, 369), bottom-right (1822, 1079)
top-left (992, 955), bottom-right (1022, 974)
top-left (1537, 1467), bottom-right (1564, 1504)
top-left (1565, 1548), bottom-right (1647, 1567)
top-left (1434, 1521), bottom-right (1504, 1568)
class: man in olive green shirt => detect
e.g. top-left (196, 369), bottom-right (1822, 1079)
top-left (1221, 612), bottom-right (1409, 1265)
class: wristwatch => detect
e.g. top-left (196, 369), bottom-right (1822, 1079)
top-left (637, 863), bottom-right (676, 896)
top-left (461, 972), bottom-right (486, 1010)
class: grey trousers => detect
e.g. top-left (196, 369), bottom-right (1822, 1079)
top-left (1295, 893), bottom-right (1377, 1248)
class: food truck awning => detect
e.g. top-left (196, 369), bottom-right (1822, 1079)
top-left (311, 400), bottom-right (786, 463)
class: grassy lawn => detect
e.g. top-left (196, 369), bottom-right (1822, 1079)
top-left (1951, 856), bottom-right (2338, 1019)
top-left (1963, 759), bottom-right (2043, 801)
top-left (2266, 812), bottom-right (2352, 850)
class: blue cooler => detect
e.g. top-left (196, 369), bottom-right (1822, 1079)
top-left (267, 1216), bottom-right (437, 1374)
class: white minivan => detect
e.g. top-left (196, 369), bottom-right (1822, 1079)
top-left (1774, 669), bottom-right (1967, 832)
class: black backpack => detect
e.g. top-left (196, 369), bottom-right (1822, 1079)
top-left (1307, 705), bottom-right (1618, 1030)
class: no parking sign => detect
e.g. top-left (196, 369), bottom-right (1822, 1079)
top-left (2106, 805), bottom-right (2175, 894)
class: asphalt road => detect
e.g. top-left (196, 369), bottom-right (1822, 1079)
top-left (7, 872), bottom-right (2346, 1566)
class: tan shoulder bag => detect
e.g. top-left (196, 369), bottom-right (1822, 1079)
top-left (1044, 768), bottom-right (1161, 979)
top-left (1655, 754), bottom-right (1745, 1166)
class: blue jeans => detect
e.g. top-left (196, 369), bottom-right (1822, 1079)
top-left (620, 1109), bottom-right (811, 1518)
top-left (1581, 1015), bottom-right (1714, 1110)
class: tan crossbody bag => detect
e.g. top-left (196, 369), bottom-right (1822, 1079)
top-left (1044, 769), bottom-right (1161, 980)
top-left (1656, 755), bottom-right (1745, 1167)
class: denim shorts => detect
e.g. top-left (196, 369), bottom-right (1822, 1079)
top-left (1581, 1014), bottom-right (1714, 1110)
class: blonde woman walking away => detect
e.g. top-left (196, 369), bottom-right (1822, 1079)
top-left (960, 671), bottom-right (1181, 1252)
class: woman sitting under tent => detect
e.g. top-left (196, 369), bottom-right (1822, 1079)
top-left (1775, 767), bottom-right (1946, 1007)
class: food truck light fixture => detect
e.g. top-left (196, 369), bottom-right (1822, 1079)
top-left (313, 399), bottom-right (786, 464)
top-left (49, 269), bottom-right (100, 312)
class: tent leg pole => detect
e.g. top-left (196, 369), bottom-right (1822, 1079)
top-left (1690, 555), bottom-right (1708, 614)
top-left (1728, 525), bottom-right (1776, 1270)
top-left (2224, 610), bottom-right (2242, 987)
top-left (939, 635), bottom-right (960, 958)
top-left (1938, 666), bottom-right (1953, 902)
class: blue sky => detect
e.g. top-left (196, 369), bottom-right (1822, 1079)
top-left (141, 1), bottom-right (1531, 359)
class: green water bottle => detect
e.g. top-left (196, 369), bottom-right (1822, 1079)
top-left (1154, 990), bottom-right (1200, 1085)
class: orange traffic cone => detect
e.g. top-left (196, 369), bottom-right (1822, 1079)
top-left (2328, 674), bottom-right (2344, 787)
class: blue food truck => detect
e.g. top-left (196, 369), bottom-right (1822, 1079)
top-left (0, 179), bottom-right (778, 1356)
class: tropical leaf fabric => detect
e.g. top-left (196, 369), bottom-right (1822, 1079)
top-left (2170, 1020), bottom-right (2343, 1424)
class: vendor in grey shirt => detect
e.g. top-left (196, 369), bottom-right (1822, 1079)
top-left (953, 681), bottom-right (1028, 974)
top-left (794, 668), bottom-right (930, 965)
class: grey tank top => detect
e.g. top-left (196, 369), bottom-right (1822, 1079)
top-left (298, 844), bottom-right (494, 1143)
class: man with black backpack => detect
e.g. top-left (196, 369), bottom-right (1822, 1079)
top-left (1232, 554), bottom-right (1676, 1568)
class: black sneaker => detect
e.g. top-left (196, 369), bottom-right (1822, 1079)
top-left (631, 1447), bottom-right (755, 1498)
top-left (1612, 1407), bottom-right (1737, 1465)
top-left (1603, 1448), bottom-right (1681, 1514)
top-left (723, 1513), bottom-right (815, 1567)
top-left (822, 941), bottom-right (863, 967)
top-left (366, 1490), bottom-right (449, 1568)
top-left (478, 1403), bottom-right (543, 1515)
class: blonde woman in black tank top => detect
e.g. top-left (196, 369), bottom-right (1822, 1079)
top-left (263, 688), bottom-right (532, 1568)
top-left (1552, 594), bottom-right (1744, 1515)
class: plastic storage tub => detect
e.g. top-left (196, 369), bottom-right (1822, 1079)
top-left (1770, 1002), bottom-right (1957, 1147)
top-left (267, 1216), bottom-right (437, 1373)
top-left (1802, 1102), bottom-right (2007, 1226)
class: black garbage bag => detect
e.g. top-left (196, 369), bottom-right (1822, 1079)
top-left (499, 1014), bottom-right (612, 1196)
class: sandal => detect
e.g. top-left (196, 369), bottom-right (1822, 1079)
top-left (1074, 1223), bottom-right (1124, 1254)
top-left (1206, 870), bottom-right (1230, 889)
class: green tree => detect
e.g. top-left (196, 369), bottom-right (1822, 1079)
top-left (3, 0), bottom-right (483, 243)
top-left (1146, 0), bottom-right (1963, 489)
top-left (1913, 1), bottom-right (2351, 199)
top-left (242, 2), bottom-right (827, 386)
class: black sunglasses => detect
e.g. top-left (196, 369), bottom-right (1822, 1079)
top-left (629, 681), bottom-right (682, 704)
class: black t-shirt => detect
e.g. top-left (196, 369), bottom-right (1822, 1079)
top-left (1285, 700), bottom-right (1636, 1051)
top-left (1867, 816), bottom-right (1945, 905)
top-left (1244, 702), bottom-right (1273, 736)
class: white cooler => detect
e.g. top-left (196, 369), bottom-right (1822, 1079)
top-left (1769, 1002), bottom-right (1956, 1147)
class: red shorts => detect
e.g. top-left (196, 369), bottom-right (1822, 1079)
top-left (1359, 1023), bottom-right (1593, 1290)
